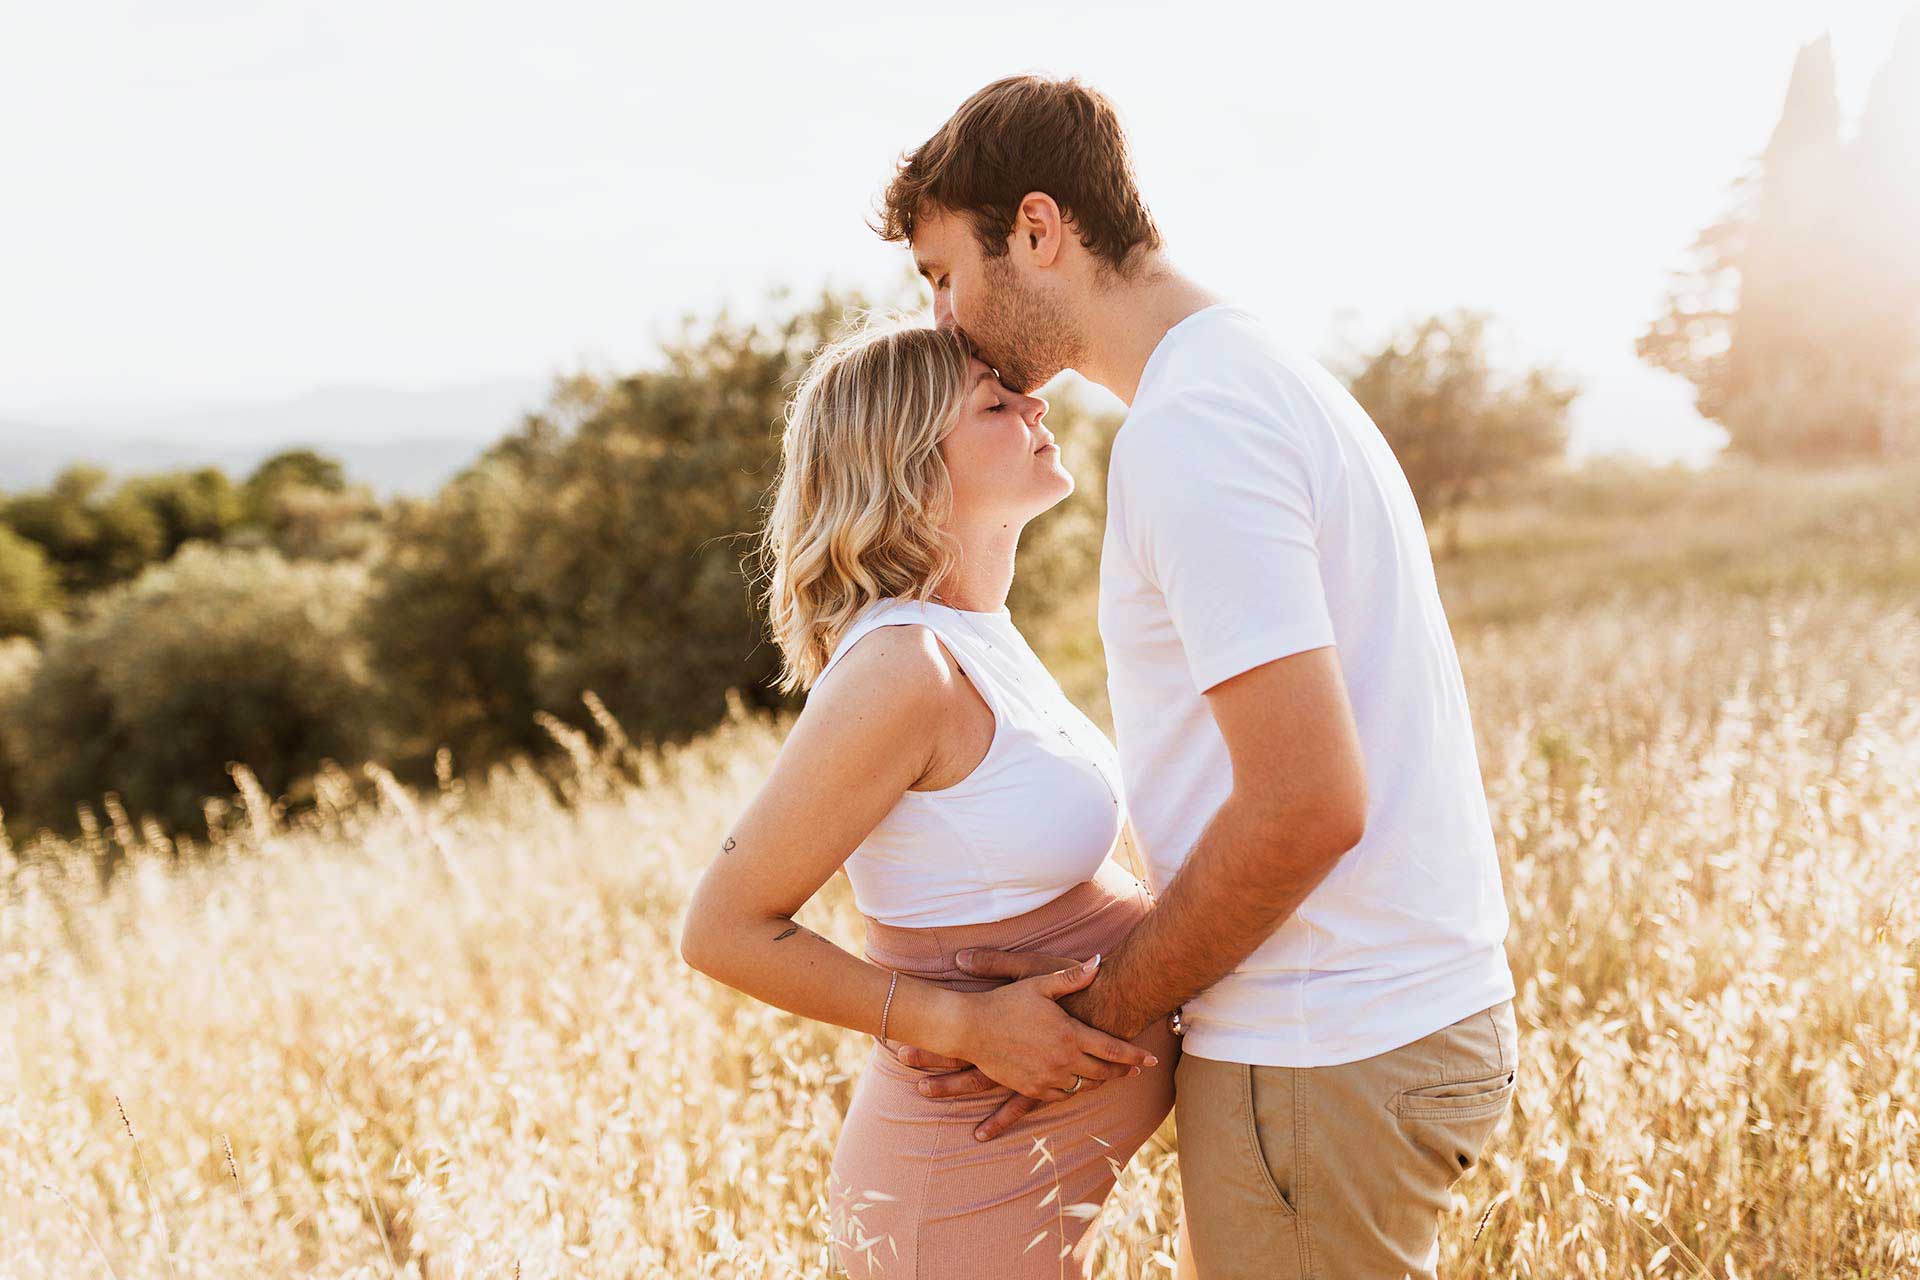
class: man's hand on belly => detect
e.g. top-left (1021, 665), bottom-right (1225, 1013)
top-left (951, 947), bottom-right (1141, 1038)
top-left (924, 956), bottom-right (1156, 1110)
top-left (888, 948), bottom-right (1088, 1073)
top-left (911, 948), bottom-right (1152, 1142)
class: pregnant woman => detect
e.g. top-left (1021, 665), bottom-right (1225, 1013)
top-left (678, 321), bottom-right (1179, 1277)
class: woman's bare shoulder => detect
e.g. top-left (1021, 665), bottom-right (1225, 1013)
top-left (806, 622), bottom-right (967, 729)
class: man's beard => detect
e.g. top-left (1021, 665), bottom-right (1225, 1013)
top-left (964, 256), bottom-right (1080, 394)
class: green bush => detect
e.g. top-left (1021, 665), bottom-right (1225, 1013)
top-left (0, 525), bottom-right (62, 639)
top-left (121, 466), bottom-right (249, 558)
top-left (0, 637), bottom-right (39, 834)
top-left (5, 544), bottom-right (378, 840)
top-left (244, 448), bottom-right (348, 511)
top-left (232, 482), bottom-right (386, 564)
top-left (0, 453), bottom-right (360, 608)
top-left (363, 456), bottom-right (549, 768)
top-left (2, 465), bottom-right (166, 595)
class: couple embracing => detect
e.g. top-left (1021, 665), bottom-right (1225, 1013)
top-left (679, 74), bottom-right (1518, 1279)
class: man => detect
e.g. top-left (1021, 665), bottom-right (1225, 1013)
top-left (873, 75), bottom-right (1518, 1279)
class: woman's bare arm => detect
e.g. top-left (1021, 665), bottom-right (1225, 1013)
top-left (676, 625), bottom-right (1154, 1099)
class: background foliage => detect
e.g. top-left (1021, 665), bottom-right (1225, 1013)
top-left (1639, 23), bottom-right (1920, 460)
top-left (1, 545), bottom-right (377, 841)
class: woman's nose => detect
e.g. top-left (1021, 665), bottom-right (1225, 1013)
top-left (1022, 393), bottom-right (1048, 423)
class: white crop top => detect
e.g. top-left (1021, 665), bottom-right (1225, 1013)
top-left (814, 597), bottom-right (1127, 927)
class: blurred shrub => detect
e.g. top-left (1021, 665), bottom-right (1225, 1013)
top-left (1343, 309), bottom-right (1577, 554)
top-left (362, 456), bottom-right (550, 768)
top-left (2, 464), bottom-right (166, 594)
top-left (233, 481), bottom-right (386, 563)
top-left (243, 448), bottom-right (348, 512)
top-left (0, 525), bottom-right (63, 639)
top-left (121, 466), bottom-right (249, 557)
top-left (5, 544), bottom-right (377, 839)
top-left (0, 452), bottom-right (363, 613)
top-left (0, 637), bottom-right (39, 832)
top-left (233, 447), bottom-right (384, 561)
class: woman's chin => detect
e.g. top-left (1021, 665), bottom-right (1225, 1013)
top-left (1008, 470), bottom-right (1076, 521)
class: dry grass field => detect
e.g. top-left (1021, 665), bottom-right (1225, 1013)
top-left (3, 462), bottom-right (1918, 1278)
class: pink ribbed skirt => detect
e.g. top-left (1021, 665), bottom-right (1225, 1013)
top-left (827, 859), bottom-right (1180, 1278)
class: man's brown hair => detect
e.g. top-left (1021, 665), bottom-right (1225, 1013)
top-left (874, 74), bottom-right (1161, 273)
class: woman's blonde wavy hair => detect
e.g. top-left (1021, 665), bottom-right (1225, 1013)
top-left (761, 318), bottom-right (972, 692)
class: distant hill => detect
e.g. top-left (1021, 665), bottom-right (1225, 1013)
top-left (2, 363), bottom-right (1730, 499)
top-left (0, 378), bottom-right (552, 496)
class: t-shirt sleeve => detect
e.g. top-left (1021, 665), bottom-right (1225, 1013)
top-left (1117, 392), bottom-right (1337, 693)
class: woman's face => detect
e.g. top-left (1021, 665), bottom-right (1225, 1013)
top-left (938, 356), bottom-right (1074, 527)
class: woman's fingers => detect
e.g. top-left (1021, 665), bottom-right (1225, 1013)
top-left (1072, 1053), bottom-right (1139, 1084)
top-left (1041, 1054), bottom-right (1139, 1099)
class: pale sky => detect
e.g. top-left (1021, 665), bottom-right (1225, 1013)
top-left (3, 0), bottom-right (1914, 461)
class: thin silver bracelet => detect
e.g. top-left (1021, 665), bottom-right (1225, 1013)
top-left (880, 970), bottom-right (900, 1042)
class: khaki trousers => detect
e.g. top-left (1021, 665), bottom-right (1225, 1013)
top-left (1174, 1000), bottom-right (1518, 1280)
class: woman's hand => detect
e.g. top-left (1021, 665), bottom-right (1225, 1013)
top-left (936, 955), bottom-right (1159, 1102)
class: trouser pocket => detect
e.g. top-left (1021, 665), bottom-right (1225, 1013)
top-left (1175, 1053), bottom-right (1307, 1279)
top-left (1393, 1068), bottom-right (1516, 1185)
top-left (1389, 1001), bottom-right (1519, 1185)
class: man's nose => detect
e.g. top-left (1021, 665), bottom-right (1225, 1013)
top-left (932, 293), bottom-right (954, 330)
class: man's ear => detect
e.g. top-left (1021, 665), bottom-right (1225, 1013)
top-left (1014, 192), bottom-right (1066, 268)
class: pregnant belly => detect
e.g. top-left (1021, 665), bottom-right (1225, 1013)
top-left (833, 855), bottom-right (1180, 1180)
top-left (861, 858), bottom-right (1156, 990)
top-left (827, 862), bottom-right (1178, 1279)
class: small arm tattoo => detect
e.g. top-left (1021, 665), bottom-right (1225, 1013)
top-left (773, 925), bottom-right (801, 942)
top-left (722, 837), bottom-right (737, 854)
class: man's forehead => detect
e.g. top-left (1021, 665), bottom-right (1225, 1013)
top-left (910, 208), bottom-right (963, 268)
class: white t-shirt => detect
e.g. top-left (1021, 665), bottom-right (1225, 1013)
top-left (1098, 304), bottom-right (1515, 1068)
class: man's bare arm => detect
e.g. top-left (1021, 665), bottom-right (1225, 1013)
top-left (1059, 644), bottom-right (1368, 1039)
top-left (906, 644), bottom-right (1369, 1137)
